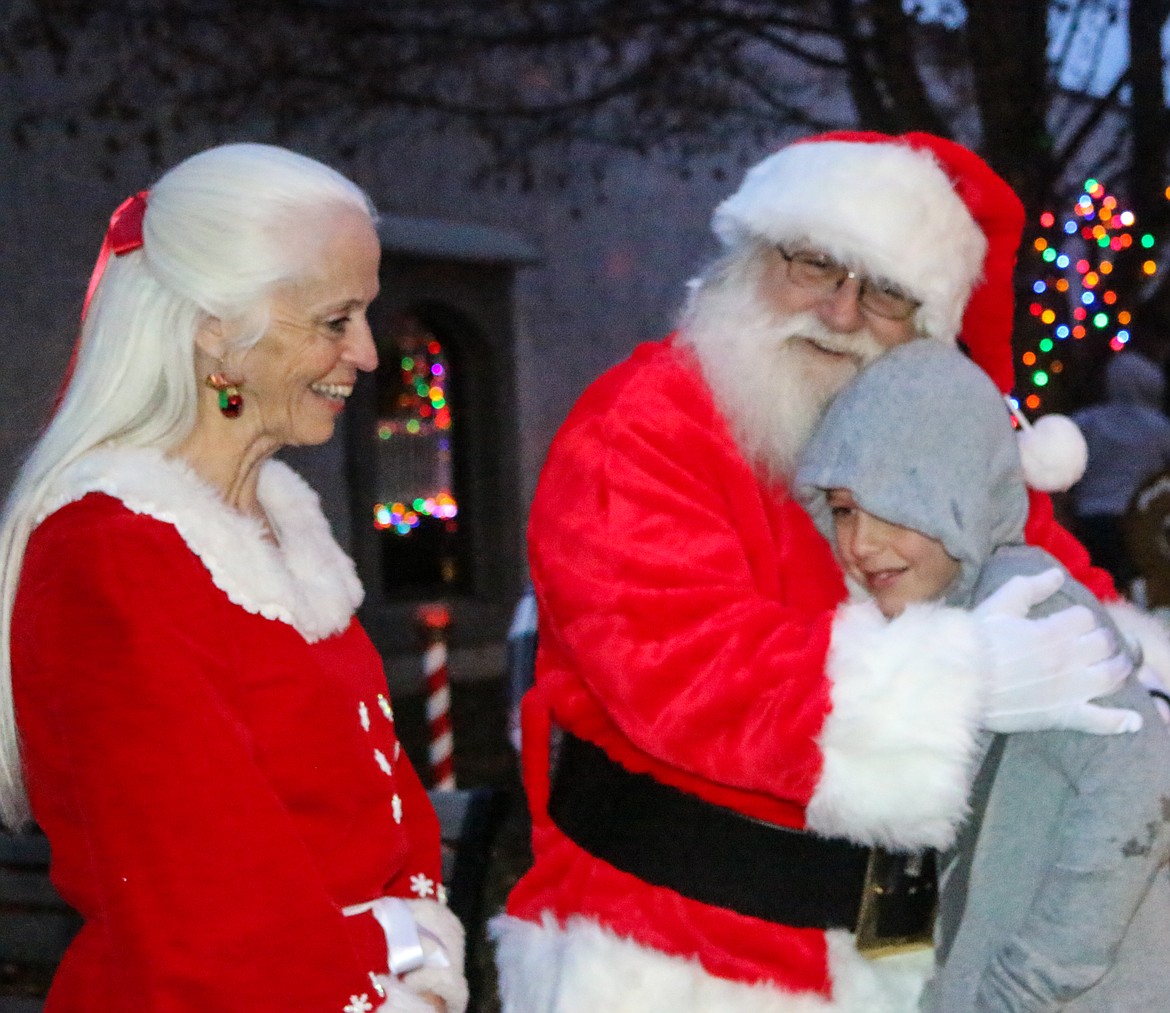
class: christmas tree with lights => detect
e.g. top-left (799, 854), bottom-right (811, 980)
top-left (1018, 178), bottom-right (1159, 416)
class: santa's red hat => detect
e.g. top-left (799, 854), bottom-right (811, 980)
top-left (712, 130), bottom-right (1025, 393)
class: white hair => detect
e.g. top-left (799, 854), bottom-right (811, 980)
top-left (678, 243), bottom-right (885, 483)
top-left (0, 143), bottom-right (375, 828)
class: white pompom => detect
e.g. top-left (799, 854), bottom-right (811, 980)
top-left (1016, 413), bottom-right (1088, 492)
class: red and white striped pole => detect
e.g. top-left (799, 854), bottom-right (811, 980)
top-left (417, 604), bottom-right (455, 791)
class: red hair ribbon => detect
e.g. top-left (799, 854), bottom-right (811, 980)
top-left (54, 190), bottom-right (149, 412)
top-left (81, 190), bottom-right (149, 321)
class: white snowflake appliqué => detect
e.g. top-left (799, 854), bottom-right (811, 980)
top-left (437, 883), bottom-right (448, 905)
top-left (358, 701), bottom-right (370, 733)
top-left (393, 741), bottom-right (400, 762)
top-left (392, 793), bottom-right (403, 824)
top-left (374, 749), bottom-right (393, 777)
top-left (378, 693), bottom-right (394, 722)
top-left (410, 872), bottom-right (436, 898)
top-left (344, 995), bottom-right (373, 1013)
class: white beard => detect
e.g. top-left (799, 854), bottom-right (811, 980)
top-left (678, 254), bottom-right (887, 483)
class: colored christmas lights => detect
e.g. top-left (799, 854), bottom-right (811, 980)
top-left (373, 493), bottom-right (459, 534)
top-left (374, 327), bottom-right (458, 535)
top-left (1021, 177), bottom-right (1157, 412)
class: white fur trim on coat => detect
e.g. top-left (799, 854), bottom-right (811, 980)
top-left (711, 140), bottom-right (986, 344)
top-left (806, 600), bottom-right (985, 851)
top-left (38, 445), bottom-right (362, 642)
top-left (1106, 599), bottom-right (1170, 719)
top-left (490, 913), bottom-right (931, 1013)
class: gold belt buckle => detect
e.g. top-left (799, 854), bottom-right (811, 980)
top-left (853, 848), bottom-right (937, 958)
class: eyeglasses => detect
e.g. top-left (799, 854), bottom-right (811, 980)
top-left (775, 246), bottom-right (922, 322)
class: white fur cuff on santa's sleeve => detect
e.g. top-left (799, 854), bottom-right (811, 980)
top-left (1105, 599), bottom-right (1170, 720)
top-left (805, 600), bottom-right (986, 851)
top-left (1105, 599), bottom-right (1170, 685)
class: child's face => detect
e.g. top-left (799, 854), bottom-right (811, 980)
top-left (827, 488), bottom-right (961, 618)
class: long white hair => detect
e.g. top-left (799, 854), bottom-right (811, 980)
top-left (0, 143), bottom-right (375, 828)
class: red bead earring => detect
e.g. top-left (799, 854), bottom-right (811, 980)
top-left (205, 371), bottom-right (244, 419)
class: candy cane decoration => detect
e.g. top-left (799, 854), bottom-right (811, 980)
top-left (417, 604), bottom-right (455, 790)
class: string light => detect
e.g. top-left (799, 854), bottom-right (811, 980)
top-left (375, 328), bottom-right (458, 534)
top-left (372, 492), bottom-right (459, 533)
top-left (1022, 176), bottom-right (1154, 412)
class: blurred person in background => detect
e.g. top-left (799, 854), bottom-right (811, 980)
top-left (1069, 350), bottom-right (1170, 592)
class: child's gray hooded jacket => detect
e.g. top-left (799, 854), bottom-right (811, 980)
top-left (795, 340), bottom-right (1170, 1012)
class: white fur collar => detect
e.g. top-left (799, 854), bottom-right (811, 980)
top-left (38, 445), bottom-right (363, 642)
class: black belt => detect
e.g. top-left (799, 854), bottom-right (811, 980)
top-left (549, 731), bottom-right (936, 948)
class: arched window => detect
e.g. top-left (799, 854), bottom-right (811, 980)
top-left (370, 309), bottom-right (469, 597)
top-left (345, 216), bottom-right (536, 661)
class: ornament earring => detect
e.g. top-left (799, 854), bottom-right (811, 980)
top-left (205, 368), bottom-right (244, 419)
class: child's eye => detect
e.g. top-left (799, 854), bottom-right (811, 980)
top-left (830, 505), bottom-right (853, 518)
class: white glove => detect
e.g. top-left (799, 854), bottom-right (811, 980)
top-left (975, 568), bottom-right (1140, 734)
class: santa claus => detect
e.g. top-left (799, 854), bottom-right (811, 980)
top-left (491, 131), bottom-right (1164, 1012)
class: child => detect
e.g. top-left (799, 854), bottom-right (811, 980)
top-left (795, 340), bottom-right (1170, 1011)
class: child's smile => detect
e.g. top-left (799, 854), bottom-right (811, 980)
top-left (827, 488), bottom-right (961, 618)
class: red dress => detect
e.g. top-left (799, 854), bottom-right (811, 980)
top-left (495, 338), bottom-right (1117, 1013)
top-left (11, 447), bottom-right (463, 1013)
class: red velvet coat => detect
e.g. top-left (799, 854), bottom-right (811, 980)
top-left (496, 338), bottom-right (1116, 1013)
top-left (11, 447), bottom-right (458, 1013)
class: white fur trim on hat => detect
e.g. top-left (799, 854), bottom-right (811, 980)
top-left (806, 599), bottom-right (986, 851)
top-left (490, 912), bottom-right (932, 1013)
top-left (712, 140), bottom-right (987, 343)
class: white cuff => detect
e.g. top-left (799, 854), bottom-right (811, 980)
top-left (806, 600), bottom-right (986, 850)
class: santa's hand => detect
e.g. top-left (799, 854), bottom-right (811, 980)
top-left (975, 569), bottom-right (1140, 734)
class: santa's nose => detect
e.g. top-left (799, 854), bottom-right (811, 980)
top-left (814, 276), bottom-right (867, 333)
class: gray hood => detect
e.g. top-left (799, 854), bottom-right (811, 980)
top-left (795, 340), bottom-right (1029, 605)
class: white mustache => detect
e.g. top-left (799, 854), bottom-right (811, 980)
top-left (773, 313), bottom-right (885, 363)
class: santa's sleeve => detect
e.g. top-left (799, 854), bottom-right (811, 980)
top-left (1024, 488), bottom-right (1117, 600)
top-left (530, 353), bottom-right (986, 848)
top-left (805, 600), bottom-right (986, 849)
top-left (12, 510), bottom-right (388, 1013)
